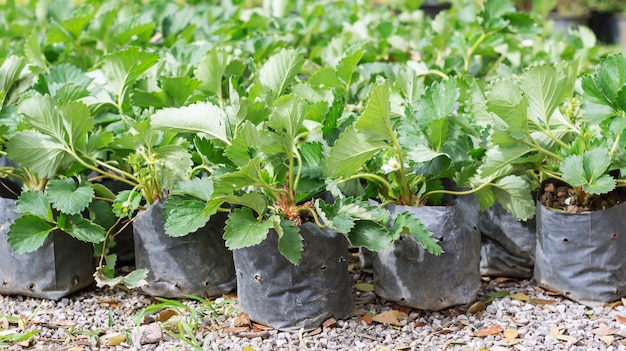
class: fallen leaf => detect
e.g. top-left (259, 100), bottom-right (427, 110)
top-left (481, 276), bottom-right (491, 282)
top-left (592, 327), bottom-right (617, 336)
top-left (98, 298), bottom-right (119, 308)
top-left (298, 327), bottom-right (306, 349)
top-left (556, 335), bottom-right (578, 343)
top-left (371, 310), bottom-right (406, 326)
top-left (510, 292), bottom-right (530, 301)
top-left (617, 315), bottom-right (626, 324)
top-left (101, 333), bottom-right (126, 346)
top-left (356, 316), bottom-right (373, 325)
top-left (529, 298), bottom-right (557, 306)
top-left (394, 346), bottom-right (411, 350)
top-left (434, 329), bottom-right (454, 335)
top-left (622, 297), bottom-right (626, 306)
top-left (475, 325), bottom-right (503, 336)
top-left (237, 331), bottom-right (270, 339)
top-left (307, 327), bottom-right (322, 336)
top-left (466, 301), bottom-right (486, 314)
top-left (251, 323), bottom-right (273, 332)
top-left (495, 277), bottom-right (514, 283)
top-left (610, 300), bottom-right (623, 309)
top-left (0, 317), bottom-right (9, 330)
top-left (355, 283), bottom-right (374, 292)
top-left (234, 312), bottom-right (251, 327)
top-left (224, 327), bottom-right (248, 333)
top-left (601, 335), bottom-right (614, 346)
top-left (322, 318), bottom-right (337, 328)
top-left (503, 329), bottom-right (519, 339)
top-left (156, 309), bottom-right (179, 323)
top-left (549, 326), bottom-right (562, 337)
top-left (52, 321), bottom-right (76, 327)
top-left (544, 290), bottom-right (561, 296)
top-left (361, 333), bottom-right (377, 341)
top-left (414, 321), bottom-right (426, 328)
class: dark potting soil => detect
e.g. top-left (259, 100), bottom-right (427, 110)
top-left (538, 181), bottom-right (626, 213)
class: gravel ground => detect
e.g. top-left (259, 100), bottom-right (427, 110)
top-left (2, 259), bottom-right (626, 351)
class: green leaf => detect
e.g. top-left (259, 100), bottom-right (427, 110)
top-left (213, 158), bottom-right (265, 196)
top-left (488, 175), bottom-right (535, 221)
top-left (316, 198), bottom-right (390, 234)
top-left (100, 47), bottom-right (159, 103)
top-left (389, 211), bottom-right (442, 255)
top-left (6, 131), bottom-right (69, 178)
top-left (164, 195), bottom-right (210, 237)
top-left (561, 148), bottom-right (615, 195)
top-left (195, 48), bottom-right (230, 97)
top-left (171, 177), bottom-right (214, 202)
top-left (219, 192), bottom-right (268, 218)
top-left (326, 126), bottom-right (388, 178)
top-left (414, 78), bottom-right (459, 126)
top-left (520, 64), bottom-right (574, 126)
top-left (223, 207), bottom-right (273, 249)
top-left (265, 94), bottom-right (307, 155)
top-left (258, 48), bottom-right (304, 101)
top-left (224, 121), bottom-right (261, 167)
top-left (354, 80), bottom-right (395, 142)
top-left (150, 101), bottom-right (231, 145)
top-left (346, 221), bottom-right (393, 251)
top-left (45, 178), bottom-right (94, 215)
top-left (0, 55), bottom-right (27, 108)
top-left (16, 191), bottom-right (52, 221)
top-left (7, 215), bottom-right (54, 254)
top-left (112, 190), bottom-right (142, 218)
top-left (336, 44), bottom-right (364, 85)
top-left (274, 218), bottom-right (303, 265)
top-left (62, 214), bottom-right (106, 243)
top-left (155, 144), bottom-right (193, 191)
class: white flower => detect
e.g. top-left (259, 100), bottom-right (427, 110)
top-left (521, 39), bottom-right (534, 47)
top-left (381, 157), bottom-right (401, 174)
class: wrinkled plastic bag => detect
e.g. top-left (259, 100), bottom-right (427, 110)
top-left (535, 200), bottom-right (626, 306)
top-left (233, 223), bottom-right (353, 331)
top-left (372, 202), bottom-right (480, 311)
top-left (0, 197), bottom-right (94, 300)
top-left (133, 200), bottom-right (236, 298)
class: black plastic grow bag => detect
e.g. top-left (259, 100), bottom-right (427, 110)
top-left (372, 202), bottom-right (481, 310)
top-left (535, 199), bottom-right (626, 306)
top-left (233, 223), bottom-right (353, 331)
top-left (480, 202), bottom-right (536, 278)
top-left (0, 197), bottom-right (94, 300)
top-left (133, 200), bottom-right (236, 298)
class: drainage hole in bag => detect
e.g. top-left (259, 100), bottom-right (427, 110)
top-left (338, 256), bottom-right (346, 263)
top-left (72, 276), bottom-right (80, 287)
top-left (562, 238), bottom-right (569, 244)
top-left (27, 282), bottom-right (36, 291)
top-left (612, 233), bottom-right (618, 240)
top-left (254, 274), bottom-right (263, 282)
top-left (319, 265), bottom-right (327, 271)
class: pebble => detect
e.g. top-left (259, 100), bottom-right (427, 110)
top-left (1, 278), bottom-right (626, 350)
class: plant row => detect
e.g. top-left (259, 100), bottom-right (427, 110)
top-left (0, 0), bottom-right (624, 287)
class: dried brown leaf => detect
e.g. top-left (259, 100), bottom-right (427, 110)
top-left (503, 329), bottom-right (519, 339)
top-left (529, 298), bottom-right (557, 306)
top-left (610, 300), bottom-right (623, 309)
top-left (0, 317), bottom-right (8, 330)
top-left (361, 333), bottom-right (377, 341)
top-left (101, 333), bottom-right (126, 346)
top-left (234, 312), bottom-right (251, 327)
top-left (592, 327), bottom-right (617, 336)
top-left (371, 310), bottom-right (406, 326)
top-left (601, 335), bottom-right (614, 346)
top-left (466, 301), bottom-right (486, 314)
top-left (356, 316), bottom-right (373, 325)
top-left (251, 323), bottom-right (273, 332)
top-left (322, 318), bottom-right (337, 328)
top-left (617, 315), bottom-right (626, 324)
top-left (475, 325), bottom-right (503, 336)
top-left (307, 327), bottom-right (322, 336)
top-left (156, 309), bottom-right (179, 323)
top-left (224, 327), bottom-right (248, 333)
top-left (510, 292), bottom-right (530, 301)
top-left (495, 277), bottom-right (514, 283)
